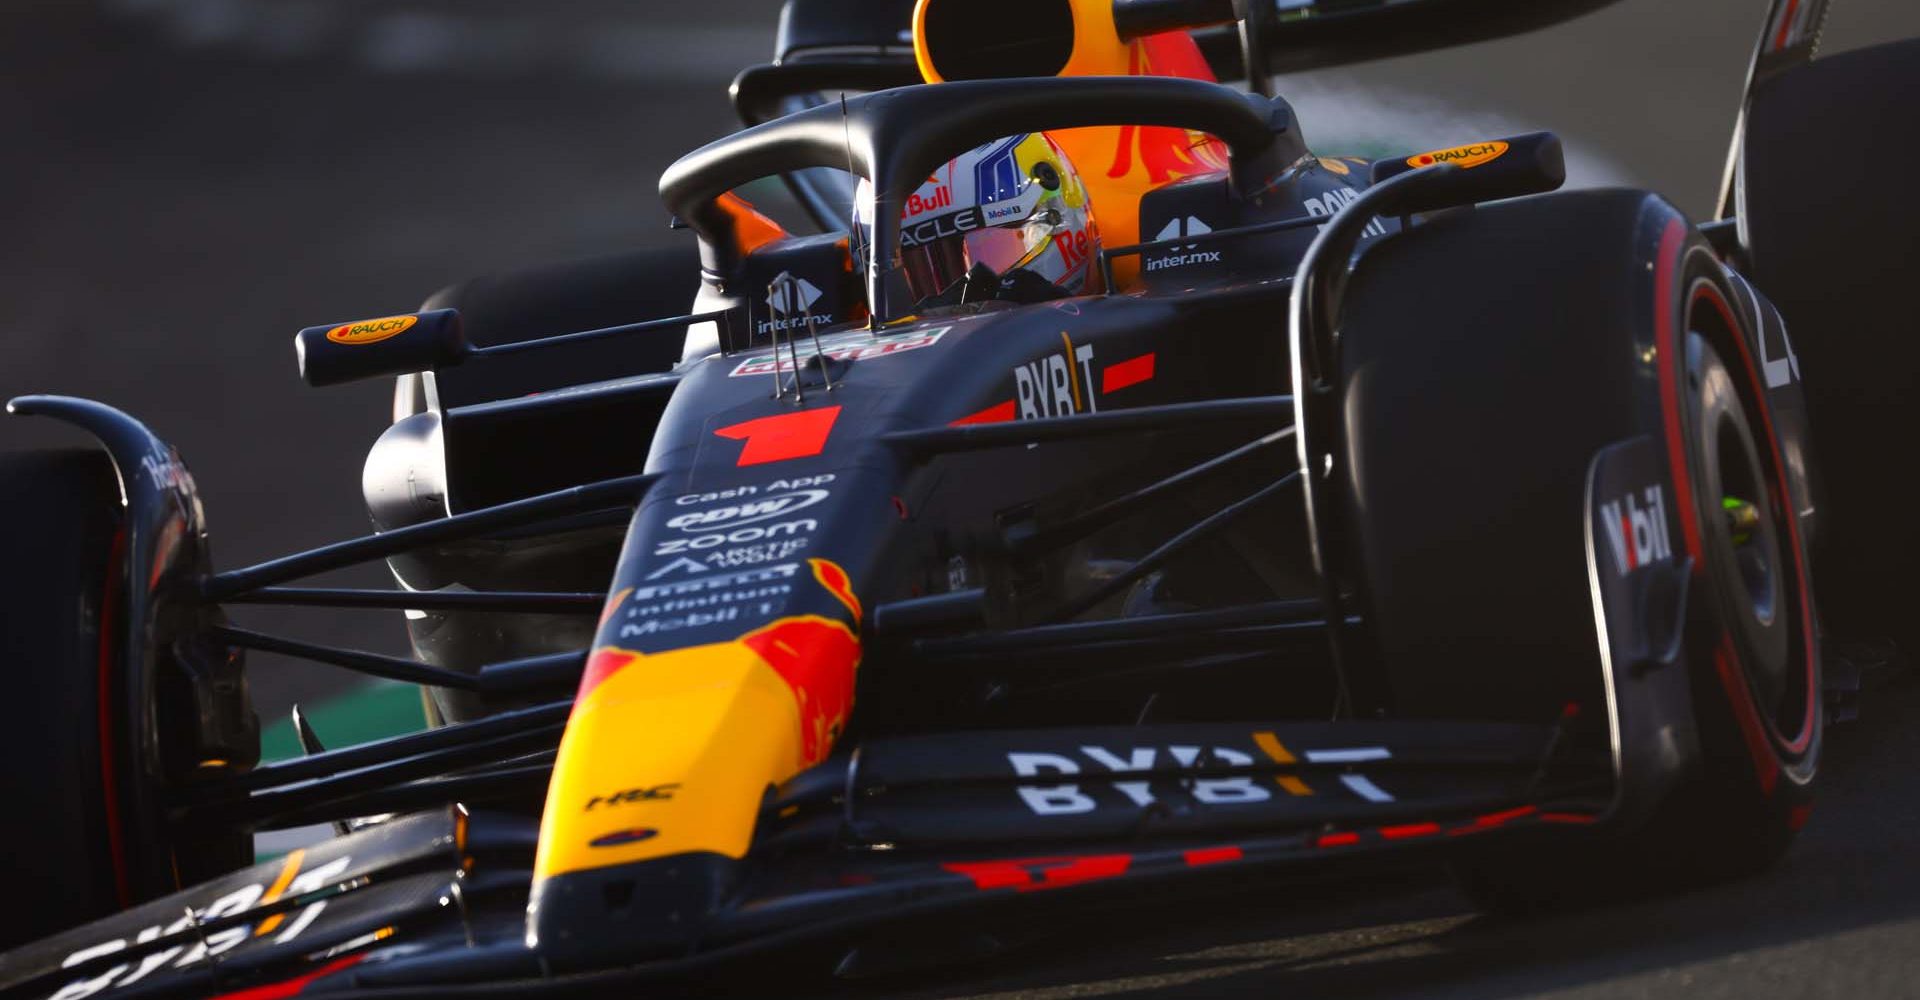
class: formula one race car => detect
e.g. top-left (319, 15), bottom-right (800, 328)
top-left (5, 0), bottom-right (1918, 996)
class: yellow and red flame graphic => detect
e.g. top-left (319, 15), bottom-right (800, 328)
top-left (740, 615), bottom-right (861, 766)
top-left (809, 557), bottom-right (862, 623)
top-left (1097, 37), bottom-right (1231, 186)
top-left (534, 560), bottom-right (864, 882)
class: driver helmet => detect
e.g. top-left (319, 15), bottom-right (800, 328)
top-left (857, 133), bottom-right (1100, 305)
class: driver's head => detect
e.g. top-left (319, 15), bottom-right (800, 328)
top-left (859, 133), bottom-right (1101, 305)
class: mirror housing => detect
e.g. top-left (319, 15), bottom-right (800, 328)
top-left (294, 309), bottom-right (471, 388)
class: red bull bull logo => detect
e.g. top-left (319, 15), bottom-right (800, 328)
top-left (740, 616), bottom-right (861, 766)
top-left (1103, 37), bottom-right (1231, 184)
top-left (809, 557), bottom-right (862, 623)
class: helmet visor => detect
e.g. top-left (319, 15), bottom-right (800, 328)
top-left (899, 214), bottom-right (1056, 303)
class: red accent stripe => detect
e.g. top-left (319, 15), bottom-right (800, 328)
top-left (714, 405), bottom-right (841, 466)
top-left (1449, 805), bottom-right (1540, 836)
top-left (576, 647), bottom-right (643, 700)
top-left (1317, 832), bottom-right (1360, 848)
top-left (1695, 281), bottom-right (1818, 757)
top-left (1378, 822), bottom-right (1442, 840)
top-left (1789, 804), bottom-right (1813, 831)
top-left (209, 955), bottom-right (366, 1000)
top-left (943, 855), bottom-right (1132, 892)
top-left (97, 525), bottom-right (131, 907)
top-left (1101, 352), bottom-right (1156, 394)
top-left (1479, 805), bottom-right (1540, 825)
top-left (1653, 219), bottom-right (1705, 569)
top-left (1183, 846), bottom-right (1243, 867)
top-left (1719, 630), bottom-right (1780, 794)
top-left (1538, 812), bottom-right (1599, 825)
top-left (951, 400), bottom-right (1016, 426)
top-left (1773, 0), bottom-right (1802, 51)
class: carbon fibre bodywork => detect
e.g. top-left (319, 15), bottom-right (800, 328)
top-left (0, 0), bottom-right (1862, 996)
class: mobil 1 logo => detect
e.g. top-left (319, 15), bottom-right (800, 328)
top-left (1588, 438), bottom-right (1675, 582)
top-left (1586, 435), bottom-right (1683, 661)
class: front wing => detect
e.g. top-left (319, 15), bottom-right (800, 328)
top-left (6, 718), bottom-right (1616, 999)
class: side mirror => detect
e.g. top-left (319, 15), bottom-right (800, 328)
top-left (294, 309), bottom-right (470, 387)
top-left (1368, 132), bottom-right (1566, 212)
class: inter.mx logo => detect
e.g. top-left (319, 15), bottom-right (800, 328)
top-left (758, 276), bottom-right (828, 335)
top-left (1145, 216), bottom-right (1222, 272)
top-left (1600, 484), bottom-right (1672, 575)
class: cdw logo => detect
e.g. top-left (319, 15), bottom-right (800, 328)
top-left (664, 489), bottom-right (829, 532)
top-left (1600, 484), bottom-right (1672, 575)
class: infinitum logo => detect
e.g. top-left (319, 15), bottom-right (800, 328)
top-left (759, 276), bottom-right (829, 334)
top-left (1145, 216), bottom-right (1223, 272)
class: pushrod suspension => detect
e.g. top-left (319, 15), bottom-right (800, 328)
top-left (185, 700), bottom-right (570, 799)
top-left (1042, 471), bottom-right (1301, 623)
top-left (208, 626), bottom-right (584, 695)
top-left (255, 765), bottom-right (553, 832)
top-left (201, 472), bottom-right (658, 600)
top-left (221, 588), bottom-right (606, 613)
top-left (912, 598), bottom-right (1330, 658)
top-left (1005, 426), bottom-right (1297, 558)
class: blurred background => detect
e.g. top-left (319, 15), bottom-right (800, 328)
top-left (5, 0), bottom-right (1919, 743)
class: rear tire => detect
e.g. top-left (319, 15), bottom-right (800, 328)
top-left (0, 449), bottom-right (128, 947)
top-left (1741, 37), bottom-right (1920, 653)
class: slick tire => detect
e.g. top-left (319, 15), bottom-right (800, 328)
top-left (1331, 189), bottom-right (1821, 910)
top-left (1740, 37), bottom-right (1920, 655)
top-left (0, 449), bottom-right (132, 947)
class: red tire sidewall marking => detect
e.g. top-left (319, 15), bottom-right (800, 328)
top-left (1654, 215), bottom-right (1816, 797)
top-left (1688, 277), bottom-right (1819, 758)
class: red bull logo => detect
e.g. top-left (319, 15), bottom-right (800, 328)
top-left (577, 646), bottom-right (642, 698)
top-left (740, 616), bottom-right (861, 766)
top-left (574, 620), bottom-right (859, 767)
top-left (905, 183), bottom-right (954, 218)
top-left (809, 558), bottom-right (862, 623)
top-left (1103, 37), bottom-right (1230, 184)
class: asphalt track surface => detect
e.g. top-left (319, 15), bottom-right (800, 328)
top-left (8, 2), bottom-right (1920, 997)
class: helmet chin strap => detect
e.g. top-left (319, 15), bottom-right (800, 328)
top-left (917, 262), bottom-right (1003, 310)
top-left (919, 261), bottom-right (1073, 312)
